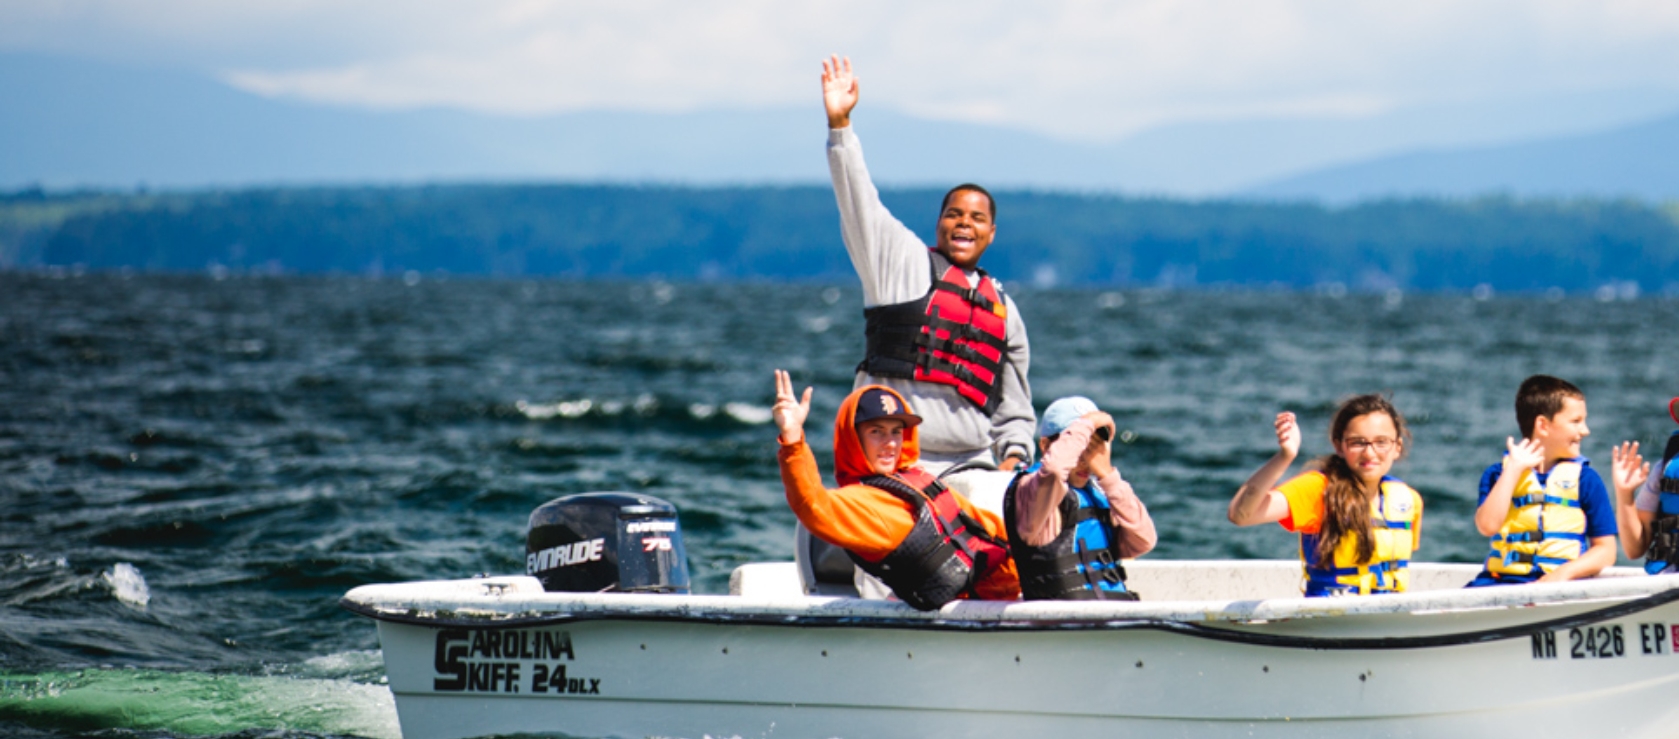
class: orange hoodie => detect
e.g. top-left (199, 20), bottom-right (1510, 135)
top-left (778, 385), bottom-right (1020, 601)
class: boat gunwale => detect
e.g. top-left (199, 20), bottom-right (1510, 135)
top-left (339, 565), bottom-right (1679, 651)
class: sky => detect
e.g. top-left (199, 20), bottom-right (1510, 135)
top-left (5, 0), bottom-right (1679, 144)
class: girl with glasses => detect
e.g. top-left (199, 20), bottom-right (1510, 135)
top-left (1226, 394), bottom-right (1423, 597)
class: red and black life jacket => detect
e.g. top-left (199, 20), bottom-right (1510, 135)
top-left (859, 250), bottom-right (1010, 415)
top-left (847, 467), bottom-right (1011, 611)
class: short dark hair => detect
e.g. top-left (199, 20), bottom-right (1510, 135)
top-left (940, 183), bottom-right (995, 220)
top-left (1515, 374), bottom-right (1584, 437)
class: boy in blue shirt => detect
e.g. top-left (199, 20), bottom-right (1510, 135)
top-left (1469, 375), bottom-right (1618, 586)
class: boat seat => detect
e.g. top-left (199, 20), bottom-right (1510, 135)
top-left (795, 524), bottom-right (862, 597)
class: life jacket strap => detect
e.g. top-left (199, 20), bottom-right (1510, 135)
top-left (1077, 541), bottom-right (1129, 586)
top-left (1313, 559), bottom-right (1408, 578)
top-left (914, 327), bottom-right (1007, 369)
top-left (1493, 550), bottom-right (1574, 568)
top-left (1018, 550), bottom-right (1136, 601)
top-left (931, 278), bottom-right (999, 315)
top-left (1068, 506), bottom-right (1108, 524)
top-left (920, 309), bottom-right (1010, 354)
top-left (1510, 493), bottom-right (1581, 509)
top-left (1306, 558), bottom-right (1409, 595)
top-left (1648, 514), bottom-right (1679, 565)
top-left (1495, 530), bottom-right (1586, 544)
top-left (1306, 581), bottom-right (1389, 597)
top-left (911, 355), bottom-right (1003, 414)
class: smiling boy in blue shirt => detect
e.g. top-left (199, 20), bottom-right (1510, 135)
top-left (1469, 375), bottom-right (1618, 586)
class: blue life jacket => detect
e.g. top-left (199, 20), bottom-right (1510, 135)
top-left (1645, 431), bottom-right (1679, 574)
top-left (1002, 462), bottom-right (1137, 601)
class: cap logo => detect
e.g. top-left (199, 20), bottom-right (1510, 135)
top-left (880, 394), bottom-right (899, 415)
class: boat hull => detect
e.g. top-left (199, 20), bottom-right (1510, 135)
top-left (347, 561), bottom-right (1679, 739)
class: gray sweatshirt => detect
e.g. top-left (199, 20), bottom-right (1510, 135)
top-left (826, 126), bottom-right (1035, 468)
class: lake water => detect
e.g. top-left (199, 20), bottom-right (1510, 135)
top-left (2, 272), bottom-right (1676, 738)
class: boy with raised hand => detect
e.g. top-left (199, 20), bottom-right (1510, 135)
top-left (772, 369), bottom-right (1019, 610)
top-left (1469, 375), bottom-right (1619, 587)
top-left (820, 54), bottom-right (1036, 488)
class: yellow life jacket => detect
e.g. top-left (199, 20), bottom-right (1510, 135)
top-left (1299, 477), bottom-right (1420, 597)
top-left (1484, 459), bottom-right (1587, 578)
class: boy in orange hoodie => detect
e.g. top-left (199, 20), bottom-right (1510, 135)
top-left (772, 369), bottom-right (1020, 609)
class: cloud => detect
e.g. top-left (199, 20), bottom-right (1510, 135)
top-left (5, 0), bottom-right (1679, 140)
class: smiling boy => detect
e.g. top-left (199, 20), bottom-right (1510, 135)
top-left (821, 55), bottom-right (1035, 479)
top-left (771, 370), bottom-right (1019, 610)
top-left (1469, 375), bottom-right (1619, 586)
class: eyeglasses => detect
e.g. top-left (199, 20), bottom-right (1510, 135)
top-left (1342, 437), bottom-right (1399, 454)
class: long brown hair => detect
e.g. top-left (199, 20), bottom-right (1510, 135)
top-left (1313, 394), bottom-right (1410, 569)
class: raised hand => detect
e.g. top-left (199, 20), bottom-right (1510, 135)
top-left (772, 369), bottom-right (813, 444)
top-left (1080, 411), bottom-right (1117, 480)
top-left (821, 54), bottom-right (859, 129)
top-left (1274, 411), bottom-right (1302, 460)
top-left (1083, 410), bottom-right (1116, 439)
top-left (1228, 410), bottom-right (1300, 526)
top-left (1612, 441), bottom-right (1651, 501)
top-left (1503, 436), bottom-right (1545, 473)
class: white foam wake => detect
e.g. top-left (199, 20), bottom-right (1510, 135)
top-left (101, 562), bottom-right (150, 608)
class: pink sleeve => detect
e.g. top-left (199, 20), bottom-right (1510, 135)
top-left (1094, 469), bottom-right (1157, 558)
top-left (1011, 472), bottom-right (1060, 548)
top-left (1041, 418), bottom-right (1094, 477)
top-left (1012, 419), bottom-right (1096, 548)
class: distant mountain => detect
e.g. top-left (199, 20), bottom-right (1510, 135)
top-left (3, 52), bottom-right (1678, 201)
top-left (0, 53), bottom-right (830, 187)
top-left (1246, 114), bottom-right (1679, 203)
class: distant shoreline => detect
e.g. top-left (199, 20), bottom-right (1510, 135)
top-left (5, 183), bottom-right (1677, 295)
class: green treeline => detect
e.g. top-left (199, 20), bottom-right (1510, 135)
top-left (2, 184), bottom-right (1677, 293)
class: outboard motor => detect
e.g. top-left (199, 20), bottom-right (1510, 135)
top-left (526, 492), bottom-right (691, 594)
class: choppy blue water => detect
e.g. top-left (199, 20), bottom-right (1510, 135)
top-left (2, 272), bottom-right (1677, 738)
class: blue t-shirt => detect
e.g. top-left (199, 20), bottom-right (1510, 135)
top-left (1472, 457), bottom-right (1617, 585)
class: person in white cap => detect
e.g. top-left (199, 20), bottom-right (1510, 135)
top-left (1002, 396), bottom-right (1156, 600)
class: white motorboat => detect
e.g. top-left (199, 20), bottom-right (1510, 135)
top-left (343, 558), bottom-right (1679, 739)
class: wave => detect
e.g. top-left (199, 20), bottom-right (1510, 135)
top-left (514, 395), bottom-right (773, 427)
top-left (0, 657), bottom-right (398, 739)
top-left (99, 563), bottom-right (149, 609)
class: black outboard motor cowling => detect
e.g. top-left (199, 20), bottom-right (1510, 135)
top-left (526, 492), bottom-right (691, 594)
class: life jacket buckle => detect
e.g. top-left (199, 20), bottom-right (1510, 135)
top-left (1085, 548), bottom-right (1122, 585)
top-left (1651, 525), bottom-right (1679, 564)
